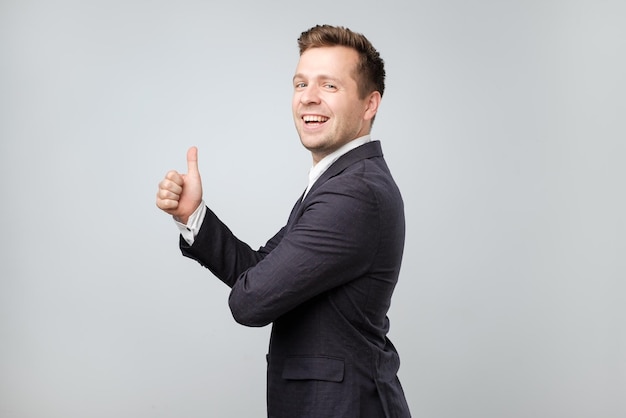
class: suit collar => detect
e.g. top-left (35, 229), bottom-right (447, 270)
top-left (304, 140), bottom-right (383, 201)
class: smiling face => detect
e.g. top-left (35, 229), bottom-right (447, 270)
top-left (292, 46), bottom-right (381, 164)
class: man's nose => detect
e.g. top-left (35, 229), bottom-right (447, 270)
top-left (300, 85), bottom-right (321, 104)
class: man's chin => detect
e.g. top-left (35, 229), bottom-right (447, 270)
top-left (299, 136), bottom-right (323, 151)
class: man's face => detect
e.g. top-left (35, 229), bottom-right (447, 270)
top-left (292, 46), bottom-right (378, 164)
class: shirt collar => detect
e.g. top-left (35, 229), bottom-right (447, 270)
top-left (303, 135), bottom-right (372, 199)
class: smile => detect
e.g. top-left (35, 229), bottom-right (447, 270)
top-left (303, 115), bottom-right (329, 124)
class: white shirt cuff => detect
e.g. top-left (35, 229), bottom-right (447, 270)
top-left (174, 202), bottom-right (207, 245)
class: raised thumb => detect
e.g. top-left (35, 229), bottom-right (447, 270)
top-left (186, 146), bottom-right (199, 175)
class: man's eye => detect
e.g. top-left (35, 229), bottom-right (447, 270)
top-left (295, 82), bottom-right (307, 88)
top-left (325, 84), bottom-right (337, 90)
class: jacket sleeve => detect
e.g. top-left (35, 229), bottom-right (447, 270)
top-left (180, 206), bottom-right (285, 288)
top-left (227, 177), bottom-right (381, 327)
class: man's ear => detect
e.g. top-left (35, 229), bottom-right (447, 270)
top-left (363, 91), bottom-right (382, 122)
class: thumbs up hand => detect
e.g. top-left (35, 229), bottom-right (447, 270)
top-left (156, 146), bottom-right (203, 224)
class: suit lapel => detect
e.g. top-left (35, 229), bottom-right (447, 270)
top-left (303, 140), bottom-right (383, 204)
top-left (286, 189), bottom-right (307, 227)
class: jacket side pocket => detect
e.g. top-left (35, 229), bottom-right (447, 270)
top-left (282, 356), bottom-right (345, 382)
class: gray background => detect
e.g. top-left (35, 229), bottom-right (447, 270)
top-left (1, 0), bottom-right (624, 417)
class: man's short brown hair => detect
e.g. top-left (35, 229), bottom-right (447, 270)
top-left (297, 25), bottom-right (386, 100)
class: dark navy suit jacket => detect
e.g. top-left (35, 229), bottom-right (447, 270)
top-left (180, 141), bottom-right (411, 417)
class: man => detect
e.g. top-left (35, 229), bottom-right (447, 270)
top-left (156, 25), bottom-right (411, 418)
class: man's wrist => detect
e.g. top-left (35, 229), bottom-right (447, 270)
top-left (174, 202), bottom-right (206, 245)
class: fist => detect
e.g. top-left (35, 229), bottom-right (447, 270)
top-left (156, 146), bottom-right (203, 224)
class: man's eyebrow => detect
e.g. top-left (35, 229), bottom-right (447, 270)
top-left (292, 73), bottom-right (341, 82)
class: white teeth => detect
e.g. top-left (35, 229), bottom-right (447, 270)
top-left (303, 115), bottom-right (329, 123)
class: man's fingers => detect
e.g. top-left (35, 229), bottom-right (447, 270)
top-left (157, 187), bottom-right (180, 201)
top-left (186, 146), bottom-right (199, 176)
top-left (156, 193), bottom-right (179, 211)
top-left (165, 170), bottom-right (184, 186)
top-left (158, 201), bottom-right (179, 212)
top-left (156, 173), bottom-right (184, 213)
top-left (159, 176), bottom-right (183, 195)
